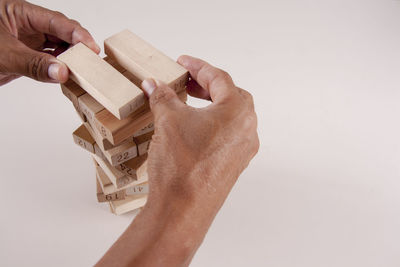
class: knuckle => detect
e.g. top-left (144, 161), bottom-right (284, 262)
top-left (26, 55), bottom-right (47, 80)
top-left (69, 19), bottom-right (81, 26)
top-left (242, 113), bottom-right (258, 130)
top-left (210, 67), bottom-right (231, 83)
top-left (240, 88), bottom-right (254, 102)
top-left (52, 11), bottom-right (65, 18)
top-left (200, 64), bottom-right (232, 87)
top-left (150, 86), bottom-right (176, 107)
top-left (217, 69), bottom-right (231, 81)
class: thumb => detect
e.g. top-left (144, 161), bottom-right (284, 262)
top-left (141, 78), bottom-right (184, 120)
top-left (10, 44), bottom-right (68, 83)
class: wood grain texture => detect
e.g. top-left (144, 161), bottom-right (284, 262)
top-left (104, 29), bottom-right (189, 92)
top-left (57, 43), bottom-right (145, 119)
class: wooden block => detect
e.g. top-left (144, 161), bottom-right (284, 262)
top-left (96, 165), bottom-right (116, 195)
top-left (78, 93), bottom-right (104, 126)
top-left (95, 101), bottom-right (151, 145)
top-left (94, 144), bottom-right (108, 162)
top-left (125, 183), bottom-right (149, 196)
top-left (104, 29), bottom-right (189, 92)
top-left (72, 124), bottom-right (96, 153)
top-left (61, 79), bottom-right (85, 109)
top-left (95, 90), bottom-right (187, 145)
top-left (133, 122), bottom-right (154, 137)
top-left (93, 154), bottom-right (144, 189)
top-left (115, 154), bottom-right (148, 177)
top-left (109, 195), bottom-right (147, 215)
top-left (57, 43), bottom-right (146, 119)
top-left (61, 80), bottom-right (86, 121)
top-left (133, 131), bottom-right (153, 156)
top-left (104, 138), bottom-right (138, 166)
top-left (87, 119), bottom-right (138, 166)
top-left (97, 164), bottom-right (148, 197)
top-left (96, 177), bottom-right (125, 202)
top-left (84, 122), bottom-right (113, 151)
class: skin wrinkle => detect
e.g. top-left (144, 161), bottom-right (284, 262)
top-left (4, 2), bottom-right (17, 37)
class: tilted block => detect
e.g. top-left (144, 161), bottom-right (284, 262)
top-left (72, 124), bottom-right (96, 153)
top-left (96, 163), bottom-right (148, 198)
top-left (109, 195), bottom-right (147, 215)
top-left (61, 80), bottom-right (86, 121)
top-left (92, 154), bottom-right (148, 189)
top-left (96, 178), bottom-right (125, 202)
top-left (57, 43), bottom-right (145, 119)
top-left (115, 154), bottom-right (148, 177)
top-left (61, 79), bottom-right (85, 110)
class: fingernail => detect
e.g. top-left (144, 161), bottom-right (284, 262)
top-left (141, 78), bottom-right (157, 96)
top-left (48, 63), bottom-right (61, 81)
top-left (178, 56), bottom-right (189, 67)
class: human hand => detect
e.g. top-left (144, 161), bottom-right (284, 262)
top-left (96, 56), bottom-right (259, 267)
top-left (0, 0), bottom-right (100, 85)
top-left (142, 55), bottom-right (259, 212)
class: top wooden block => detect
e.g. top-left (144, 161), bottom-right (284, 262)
top-left (57, 43), bottom-right (145, 120)
top-left (104, 30), bottom-right (189, 92)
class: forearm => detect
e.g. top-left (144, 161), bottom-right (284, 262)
top-left (95, 180), bottom-right (221, 267)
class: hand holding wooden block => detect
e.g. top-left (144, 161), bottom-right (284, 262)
top-left (61, 29), bottom-right (188, 215)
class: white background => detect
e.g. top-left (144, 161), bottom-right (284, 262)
top-left (1, 0), bottom-right (400, 266)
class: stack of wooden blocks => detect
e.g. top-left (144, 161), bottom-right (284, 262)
top-left (58, 30), bottom-right (189, 215)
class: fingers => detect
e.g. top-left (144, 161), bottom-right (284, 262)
top-left (141, 78), bottom-right (185, 121)
top-left (23, 2), bottom-right (100, 53)
top-left (177, 55), bottom-right (236, 103)
top-left (8, 40), bottom-right (68, 83)
top-left (186, 79), bottom-right (211, 101)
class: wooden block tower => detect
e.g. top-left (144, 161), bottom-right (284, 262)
top-left (59, 30), bottom-right (189, 215)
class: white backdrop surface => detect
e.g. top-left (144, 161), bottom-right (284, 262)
top-left (0, 0), bottom-right (400, 266)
